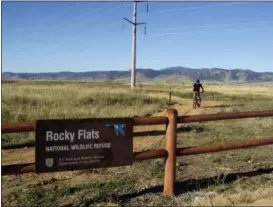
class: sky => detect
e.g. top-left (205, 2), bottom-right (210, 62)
top-left (2, 1), bottom-right (273, 73)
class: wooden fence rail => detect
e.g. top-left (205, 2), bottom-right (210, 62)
top-left (2, 109), bottom-right (273, 197)
top-left (2, 110), bottom-right (273, 133)
top-left (1, 149), bottom-right (169, 176)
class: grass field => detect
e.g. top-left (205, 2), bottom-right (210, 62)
top-left (2, 80), bottom-right (273, 206)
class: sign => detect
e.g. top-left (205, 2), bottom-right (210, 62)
top-left (35, 118), bottom-right (134, 173)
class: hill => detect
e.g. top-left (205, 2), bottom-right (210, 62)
top-left (2, 67), bottom-right (273, 82)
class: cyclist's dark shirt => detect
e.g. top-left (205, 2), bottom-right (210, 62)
top-left (193, 83), bottom-right (202, 92)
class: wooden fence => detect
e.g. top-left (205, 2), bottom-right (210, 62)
top-left (2, 109), bottom-right (273, 197)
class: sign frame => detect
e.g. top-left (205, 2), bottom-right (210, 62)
top-left (35, 117), bottom-right (134, 173)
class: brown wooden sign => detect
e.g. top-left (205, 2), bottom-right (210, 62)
top-left (35, 118), bottom-right (134, 173)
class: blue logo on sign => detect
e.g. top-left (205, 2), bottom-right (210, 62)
top-left (105, 124), bottom-right (126, 136)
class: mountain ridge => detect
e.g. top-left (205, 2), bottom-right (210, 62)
top-left (2, 67), bottom-right (273, 82)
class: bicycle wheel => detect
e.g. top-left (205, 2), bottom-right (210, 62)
top-left (197, 98), bottom-right (201, 107)
top-left (193, 98), bottom-right (197, 109)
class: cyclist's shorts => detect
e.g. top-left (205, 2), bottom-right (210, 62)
top-left (193, 92), bottom-right (200, 97)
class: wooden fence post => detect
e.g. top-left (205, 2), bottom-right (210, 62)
top-left (163, 108), bottom-right (178, 197)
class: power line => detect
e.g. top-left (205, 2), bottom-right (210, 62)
top-left (154, 20), bottom-right (273, 32)
top-left (49, 2), bottom-right (131, 33)
top-left (5, 3), bottom-right (108, 37)
top-left (91, 2), bottom-right (249, 37)
top-left (138, 1), bottom-right (246, 17)
top-left (57, 3), bottom-right (131, 35)
top-left (11, 2), bottom-right (247, 40)
top-left (158, 2), bottom-right (244, 13)
top-left (149, 26), bottom-right (269, 36)
top-left (92, 22), bottom-right (272, 54)
top-left (8, 2), bottom-right (130, 41)
top-left (28, 2), bottom-right (83, 24)
top-left (86, 3), bottom-right (272, 64)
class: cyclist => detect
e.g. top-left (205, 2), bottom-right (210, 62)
top-left (193, 79), bottom-right (204, 105)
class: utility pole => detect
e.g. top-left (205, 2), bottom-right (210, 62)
top-left (123, 1), bottom-right (148, 90)
top-left (131, 1), bottom-right (137, 90)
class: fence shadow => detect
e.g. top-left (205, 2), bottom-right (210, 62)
top-left (2, 141), bottom-right (35, 150)
top-left (79, 167), bottom-right (273, 206)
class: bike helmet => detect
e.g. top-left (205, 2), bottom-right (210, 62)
top-left (196, 79), bottom-right (200, 83)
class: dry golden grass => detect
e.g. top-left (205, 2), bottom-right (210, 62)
top-left (1, 80), bottom-right (273, 206)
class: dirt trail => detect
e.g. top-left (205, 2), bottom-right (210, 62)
top-left (133, 93), bottom-right (223, 149)
top-left (2, 93), bottom-right (223, 186)
top-left (2, 94), bottom-right (223, 163)
top-left (2, 93), bottom-right (222, 164)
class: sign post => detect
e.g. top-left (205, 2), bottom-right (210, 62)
top-left (35, 118), bottom-right (134, 173)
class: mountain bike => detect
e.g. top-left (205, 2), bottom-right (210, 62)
top-left (193, 92), bottom-right (202, 109)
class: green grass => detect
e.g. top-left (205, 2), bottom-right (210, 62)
top-left (2, 84), bottom-right (172, 122)
top-left (2, 83), bottom-right (174, 148)
top-left (78, 92), bottom-right (168, 106)
top-left (5, 174), bottom-right (139, 207)
top-left (2, 80), bottom-right (273, 206)
top-left (172, 91), bottom-right (272, 102)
